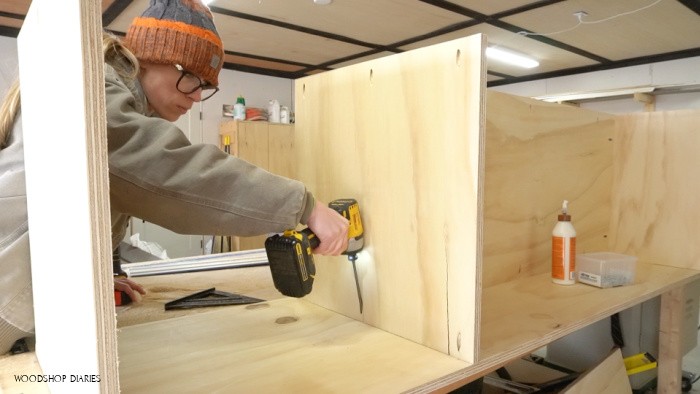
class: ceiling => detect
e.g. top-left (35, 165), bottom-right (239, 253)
top-left (2, 0), bottom-right (699, 87)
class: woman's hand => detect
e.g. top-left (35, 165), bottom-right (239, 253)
top-left (114, 277), bottom-right (147, 303)
top-left (306, 200), bottom-right (349, 256)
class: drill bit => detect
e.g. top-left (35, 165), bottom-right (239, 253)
top-left (349, 254), bottom-right (363, 314)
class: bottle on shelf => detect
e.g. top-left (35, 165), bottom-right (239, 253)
top-left (268, 99), bottom-right (280, 123)
top-left (233, 95), bottom-right (246, 120)
top-left (552, 200), bottom-right (576, 285)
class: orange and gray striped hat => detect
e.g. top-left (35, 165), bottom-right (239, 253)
top-left (123, 0), bottom-right (224, 86)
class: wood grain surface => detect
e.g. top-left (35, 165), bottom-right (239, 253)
top-left (117, 298), bottom-right (469, 394)
top-left (293, 34), bottom-right (486, 362)
top-left (482, 91), bottom-right (615, 287)
top-left (480, 263), bottom-right (700, 361)
top-left (610, 109), bottom-right (700, 270)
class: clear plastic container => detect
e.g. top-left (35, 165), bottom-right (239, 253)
top-left (576, 252), bottom-right (637, 288)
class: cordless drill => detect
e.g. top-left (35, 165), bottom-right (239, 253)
top-left (264, 198), bottom-right (365, 310)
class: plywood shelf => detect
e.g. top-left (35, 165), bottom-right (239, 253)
top-left (112, 259), bottom-right (700, 393)
top-left (479, 263), bottom-right (700, 361)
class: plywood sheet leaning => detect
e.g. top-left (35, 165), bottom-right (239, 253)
top-left (17, 0), bottom-right (117, 391)
top-left (294, 35), bottom-right (486, 362)
top-left (561, 348), bottom-right (632, 393)
top-left (610, 109), bottom-right (700, 269)
top-left (482, 91), bottom-right (614, 287)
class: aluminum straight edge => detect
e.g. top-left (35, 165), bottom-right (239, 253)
top-left (122, 249), bottom-right (269, 277)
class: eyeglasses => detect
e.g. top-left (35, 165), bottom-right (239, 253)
top-left (174, 64), bottom-right (219, 101)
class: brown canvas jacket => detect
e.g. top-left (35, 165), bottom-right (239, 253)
top-left (104, 56), bottom-right (314, 248)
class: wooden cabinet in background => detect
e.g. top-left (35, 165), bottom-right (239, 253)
top-left (219, 120), bottom-right (295, 251)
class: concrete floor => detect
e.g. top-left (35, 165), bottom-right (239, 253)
top-left (684, 330), bottom-right (700, 393)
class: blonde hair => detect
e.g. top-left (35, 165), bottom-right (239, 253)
top-left (0, 79), bottom-right (20, 150)
top-left (102, 32), bottom-right (139, 80)
top-left (0, 33), bottom-right (139, 150)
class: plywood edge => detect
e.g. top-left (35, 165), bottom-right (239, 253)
top-left (446, 33), bottom-right (486, 364)
top-left (82, 0), bottom-right (119, 390)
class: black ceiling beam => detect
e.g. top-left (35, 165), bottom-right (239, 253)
top-left (104, 29), bottom-right (126, 38)
top-left (224, 50), bottom-right (316, 69)
top-left (490, 0), bottom-right (567, 19)
top-left (0, 11), bottom-right (24, 20)
top-left (677, 0), bottom-right (700, 16)
top-left (388, 19), bottom-right (481, 48)
top-left (0, 12), bottom-right (21, 38)
top-left (221, 62), bottom-right (299, 79)
top-left (488, 70), bottom-right (515, 80)
top-left (103, 0), bottom-right (134, 27)
top-left (419, 0), bottom-right (610, 64)
top-left (488, 20), bottom-right (611, 64)
top-left (418, 0), bottom-right (488, 20)
top-left (0, 25), bottom-right (20, 38)
top-left (293, 48), bottom-right (386, 77)
top-left (209, 6), bottom-right (390, 52)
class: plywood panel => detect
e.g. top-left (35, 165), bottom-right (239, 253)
top-left (293, 35), bottom-right (485, 362)
top-left (562, 348), bottom-right (631, 393)
top-left (482, 91), bottom-right (614, 287)
top-left (117, 298), bottom-right (469, 393)
top-left (610, 110), bottom-right (700, 269)
top-left (17, 0), bottom-right (117, 392)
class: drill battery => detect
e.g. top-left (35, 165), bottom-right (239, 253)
top-left (265, 229), bottom-right (318, 297)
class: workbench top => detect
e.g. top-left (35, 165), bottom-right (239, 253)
top-left (2, 262), bottom-right (697, 393)
top-left (115, 262), bottom-right (700, 393)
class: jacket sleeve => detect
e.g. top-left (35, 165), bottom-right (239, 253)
top-left (104, 67), bottom-right (314, 237)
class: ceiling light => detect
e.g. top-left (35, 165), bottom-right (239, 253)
top-left (535, 87), bottom-right (655, 103)
top-left (486, 46), bottom-right (539, 69)
top-left (202, 0), bottom-right (215, 5)
top-left (314, 0), bottom-right (332, 4)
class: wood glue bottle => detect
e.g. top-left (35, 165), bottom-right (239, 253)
top-left (552, 200), bottom-right (576, 285)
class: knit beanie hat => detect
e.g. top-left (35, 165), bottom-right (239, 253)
top-left (124, 0), bottom-right (224, 86)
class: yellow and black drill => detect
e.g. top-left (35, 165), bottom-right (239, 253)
top-left (264, 198), bottom-right (365, 312)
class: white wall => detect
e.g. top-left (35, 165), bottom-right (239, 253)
top-left (201, 69), bottom-right (293, 146)
top-left (491, 56), bottom-right (700, 113)
top-left (0, 35), bottom-right (19, 98)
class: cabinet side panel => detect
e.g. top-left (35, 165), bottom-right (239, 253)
top-left (610, 109), bottom-right (700, 269)
top-left (18, 0), bottom-right (117, 391)
top-left (482, 91), bottom-right (614, 288)
top-left (294, 35), bottom-right (485, 362)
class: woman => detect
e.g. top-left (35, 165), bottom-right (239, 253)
top-left (0, 0), bottom-right (348, 354)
